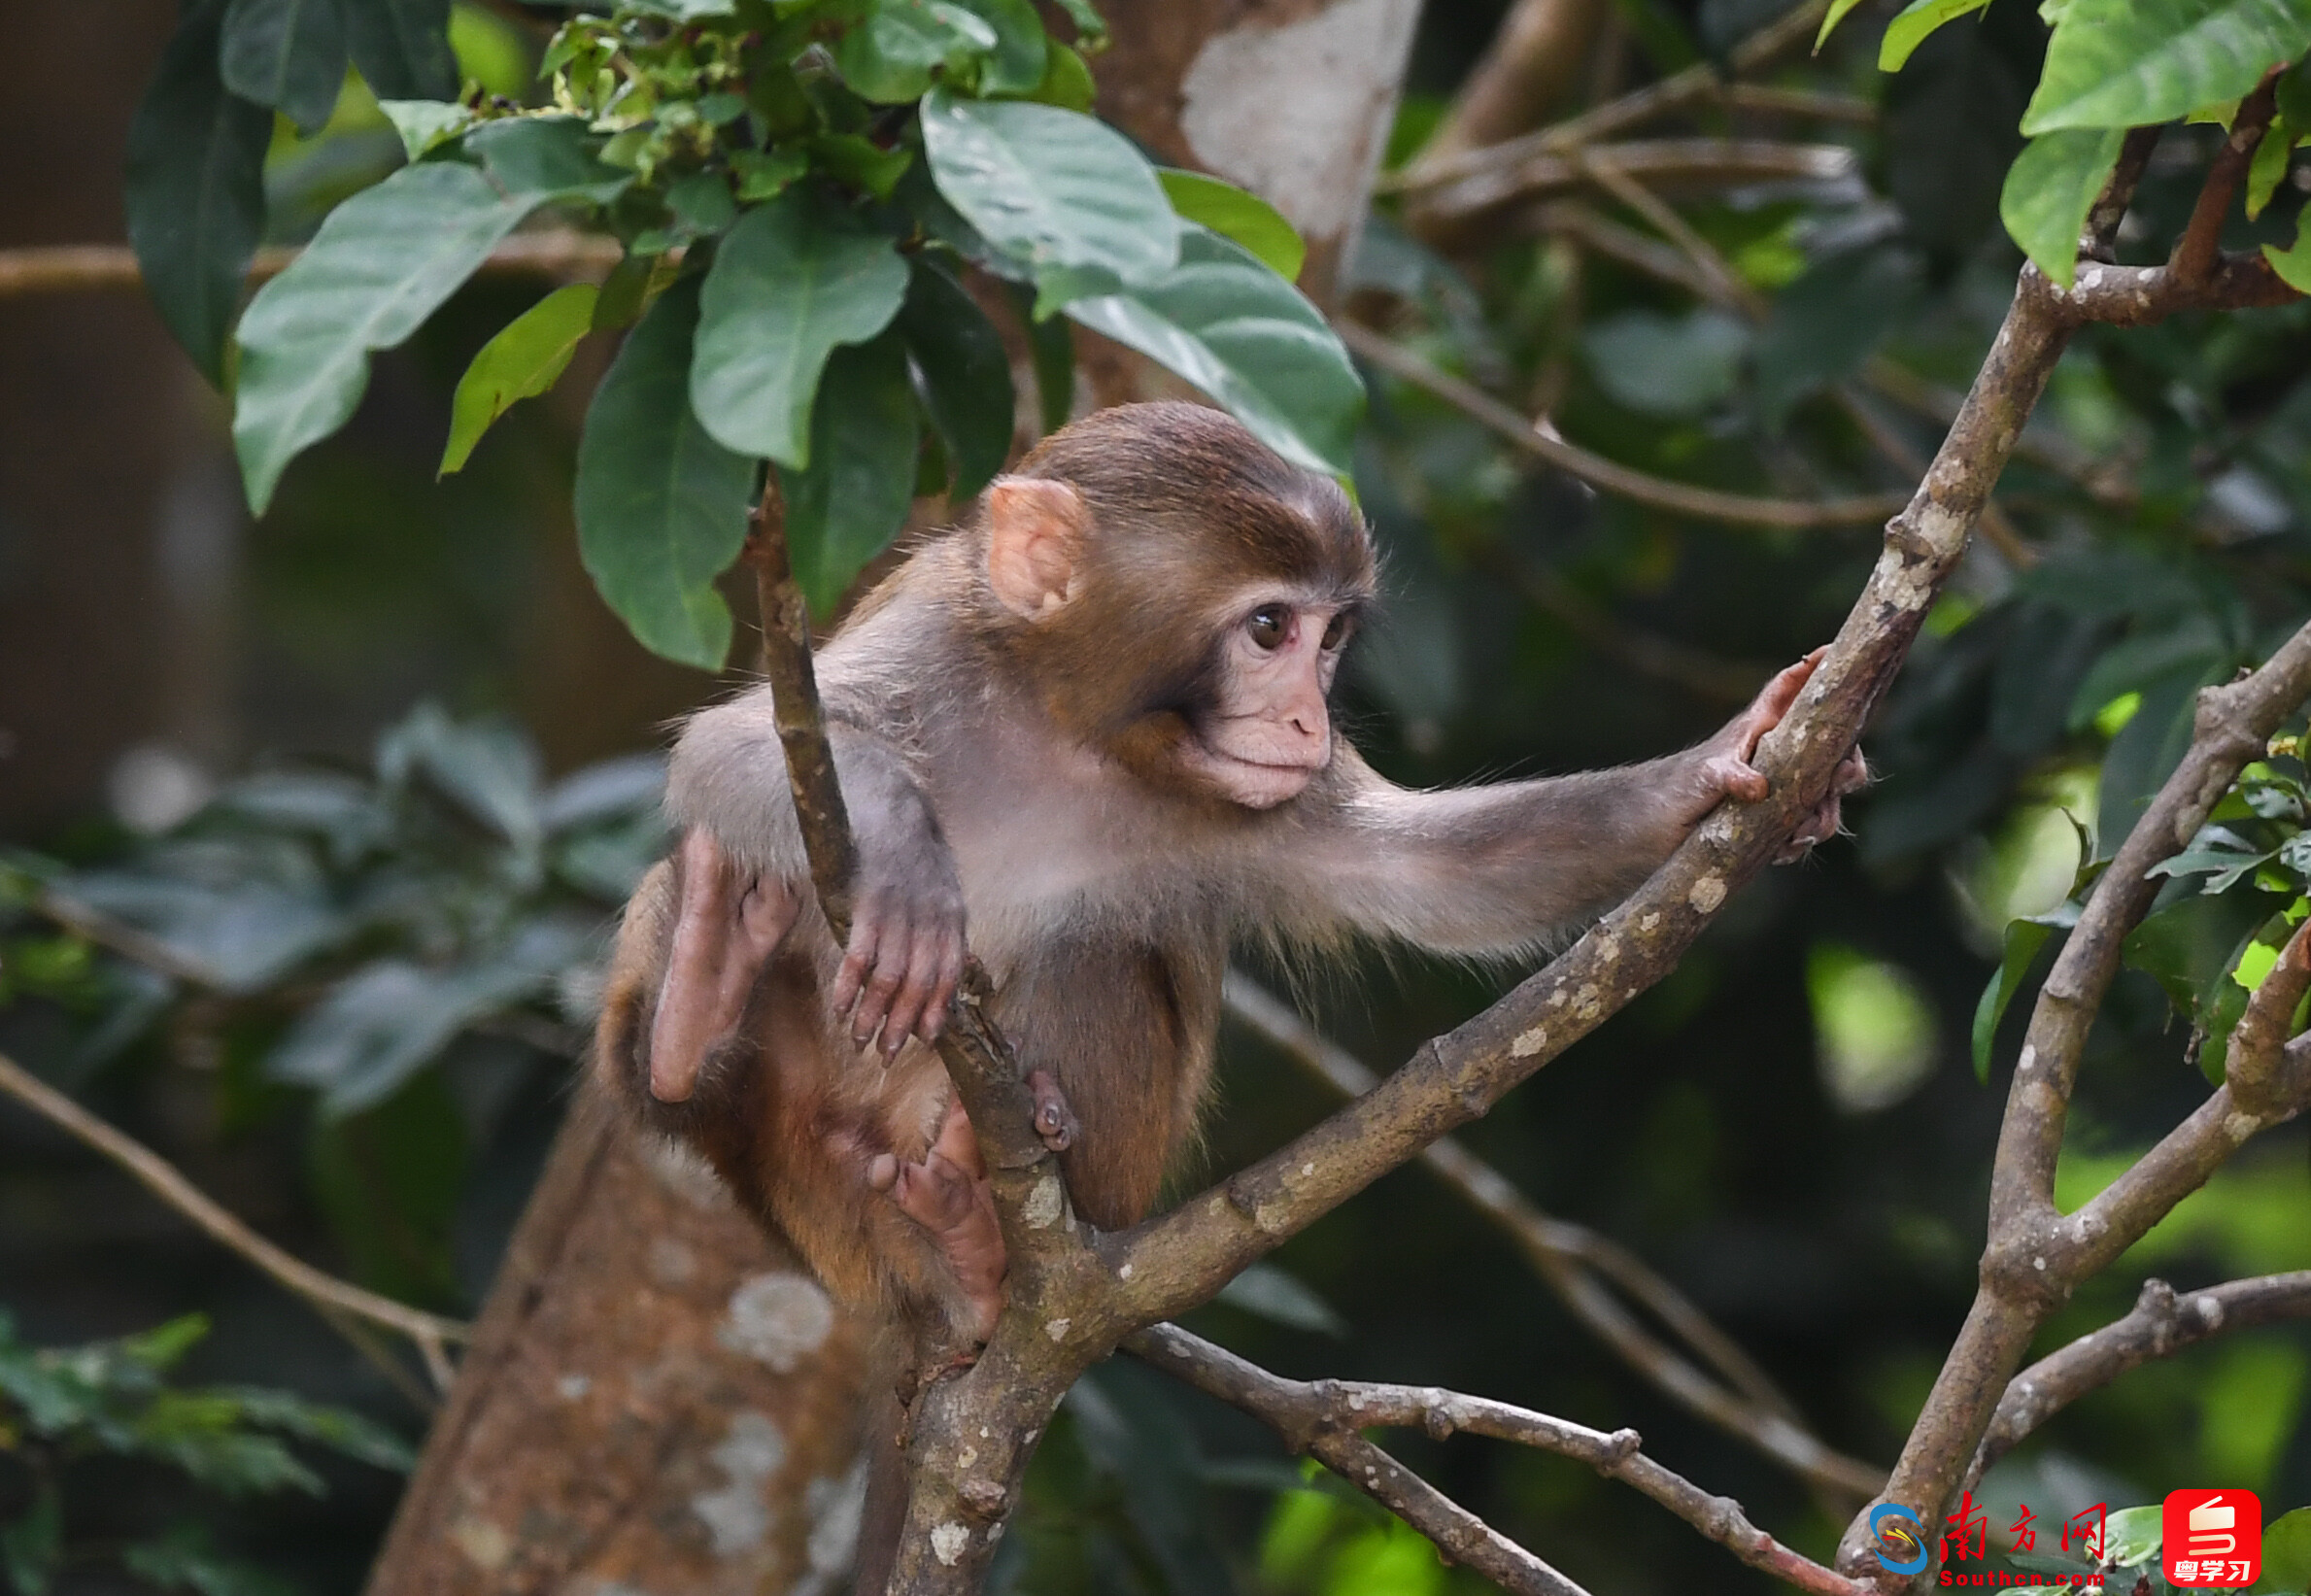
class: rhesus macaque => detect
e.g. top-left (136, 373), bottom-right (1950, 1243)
top-left (597, 400), bottom-right (1864, 1347)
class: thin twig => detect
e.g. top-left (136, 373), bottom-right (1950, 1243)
top-left (1390, 0), bottom-right (1832, 193)
top-left (1474, 547), bottom-right (1772, 703)
top-left (1130, 1323), bottom-right (1875, 1596)
top-left (1971, 1272), bottom-right (2311, 1482)
top-left (2172, 69), bottom-right (2285, 286)
top-left (0, 1048), bottom-right (468, 1389)
top-left (1338, 320), bottom-right (1907, 530)
top-left (0, 230), bottom-right (626, 299)
top-left (1413, 138), bottom-right (1857, 229)
top-left (1222, 974), bottom-right (1886, 1501)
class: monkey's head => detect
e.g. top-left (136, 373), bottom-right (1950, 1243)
top-left (969, 401), bottom-right (1376, 810)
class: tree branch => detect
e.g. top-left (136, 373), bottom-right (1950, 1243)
top-left (1129, 1323), bottom-right (1875, 1596)
top-left (1221, 974), bottom-right (1884, 1501)
top-left (1336, 319), bottom-right (1907, 530)
top-left (1971, 1272), bottom-right (2311, 1480)
top-left (1390, 0), bottom-right (1832, 196)
top-left (2172, 69), bottom-right (2284, 286)
top-left (0, 1048), bottom-right (468, 1387)
top-left (0, 231), bottom-right (625, 299)
top-left (1412, 138), bottom-right (1857, 233)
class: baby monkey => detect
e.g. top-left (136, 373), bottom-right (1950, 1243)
top-left (597, 400), bottom-right (1864, 1343)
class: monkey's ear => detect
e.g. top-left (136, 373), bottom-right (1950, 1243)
top-left (985, 477), bottom-right (1088, 619)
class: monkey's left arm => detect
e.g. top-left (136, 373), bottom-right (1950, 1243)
top-left (1273, 653), bottom-right (1864, 958)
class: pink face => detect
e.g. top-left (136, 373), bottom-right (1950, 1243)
top-left (1180, 590), bottom-right (1356, 808)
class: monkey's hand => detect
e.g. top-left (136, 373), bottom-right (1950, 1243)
top-left (1682, 648), bottom-right (1869, 859)
top-left (870, 1098), bottom-right (1005, 1341)
top-left (832, 817), bottom-right (968, 1060)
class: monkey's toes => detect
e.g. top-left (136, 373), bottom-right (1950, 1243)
top-left (1026, 1070), bottom-right (1078, 1152)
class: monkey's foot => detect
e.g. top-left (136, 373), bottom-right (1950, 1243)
top-left (1025, 1069), bottom-right (1078, 1152)
top-left (870, 1099), bottom-right (1005, 1340)
top-left (1774, 745), bottom-right (1870, 864)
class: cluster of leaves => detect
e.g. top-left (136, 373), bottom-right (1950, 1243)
top-left (3, 704), bottom-right (663, 1119)
top-left (129, 0), bottom-right (1363, 670)
top-left (0, 1309), bottom-right (410, 1596)
top-left (1818, 0), bottom-right (2311, 290)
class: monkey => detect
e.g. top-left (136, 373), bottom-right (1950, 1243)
top-left (595, 399), bottom-right (1867, 1348)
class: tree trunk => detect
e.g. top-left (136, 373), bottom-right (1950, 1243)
top-left (364, 11), bottom-right (1417, 1590)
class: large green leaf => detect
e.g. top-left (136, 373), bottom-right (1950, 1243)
top-left (2268, 204), bottom-right (2311, 289)
top-left (232, 161), bottom-right (531, 514)
top-left (898, 257), bottom-right (1014, 500)
top-left (952, 0), bottom-right (1049, 93)
top-left (786, 331), bottom-right (921, 616)
top-left (1158, 168), bottom-right (1305, 282)
top-left (463, 117), bottom-right (634, 207)
top-left (1877, 0), bottom-right (1991, 71)
top-left (125, 2), bottom-right (273, 385)
top-left (691, 188), bottom-right (909, 468)
top-left (221, 0), bottom-right (347, 134)
top-left (2023, 0), bottom-right (2311, 133)
top-left (440, 284), bottom-right (598, 475)
top-left (833, 0), bottom-right (1000, 102)
top-left (1063, 224), bottom-right (1363, 477)
top-left (920, 86), bottom-right (1179, 311)
top-left (1970, 917), bottom-right (2058, 1079)
top-left (2000, 128), bottom-right (2125, 288)
top-left (343, 0), bottom-right (456, 100)
top-left (577, 277), bottom-right (758, 668)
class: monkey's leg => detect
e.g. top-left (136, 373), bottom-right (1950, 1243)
top-left (868, 1098), bottom-right (1004, 1340)
top-left (649, 829), bottom-right (799, 1102)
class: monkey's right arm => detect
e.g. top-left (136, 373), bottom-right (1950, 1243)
top-left (645, 692), bottom-right (969, 1097)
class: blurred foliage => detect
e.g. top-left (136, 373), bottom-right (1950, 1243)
top-left (0, 1310), bottom-right (409, 1596)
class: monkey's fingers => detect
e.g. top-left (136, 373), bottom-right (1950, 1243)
top-left (1025, 1070), bottom-right (1077, 1152)
top-left (1698, 751), bottom-right (1770, 805)
top-left (1730, 646), bottom-right (1828, 760)
top-left (649, 830), bottom-right (777, 1103)
top-left (832, 913), bottom-right (883, 1028)
top-left (881, 921), bottom-right (958, 1058)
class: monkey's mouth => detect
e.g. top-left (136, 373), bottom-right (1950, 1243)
top-left (1182, 734), bottom-right (1325, 809)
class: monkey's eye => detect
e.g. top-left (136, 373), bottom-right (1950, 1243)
top-left (1247, 605), bottom-right (1289, 650)
top-left (1320, 612), bottom-right (1352, 651)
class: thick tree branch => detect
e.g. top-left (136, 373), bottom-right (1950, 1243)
top-left (1972, 1272), bottom-right (2311, 1480)
top-left (1337, 319), bottom-right (1907, 529)
top-left (1222, 974), bottom-right (1884, 1500)
top-left (0, 1048), bottom-right (468, 1385)
top-left (1130, 1323), bottom-right (1874, 1596)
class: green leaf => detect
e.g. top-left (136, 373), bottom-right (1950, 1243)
top-left (834, 0), bottom-right (1000, 102)
top-left (221, 1387), bottom-right (416, 1471)
top-left (1006, 279), bottom-right (1074, 434)
top-left (464, 117), bottom-right (633, 207)
top-left (1878, 0), bottom-right (1991, 71)
top-left (439, 284), bottom-right (597, 475)
top-left (2258, 1506), bottom-right (2311, 1593)
top-left (124, 1525), bottom-right (297, 1596)
top-left (951, 0), bottom-right (1049, 93)
top-left (2267, 204), bottom-right (2311, 290)
top-left (1971, 918), bottom-right (2056, 1080)
top-left (1213, 1263), bottom-right (1349, 1338)
top-left (0, 1481), bottom-right (60, 1596)
top-left (2000, 128), bottom-right (2125, 288)
top-left (125, 2), bottom-right (274, 385)
top-left (2023, 0), bottom-right (2311, 134)
top-left (731, 147), bottom-right (809, 201)
top-left (578, 277), bottom-right (758, 667)
top-left (2102, 1505), bottom-right (2163, 1566)
top-left (1815, 0), bottom-right (1872, 51)
top-left (377, 97), bottom-right (474, 159)
top-left (1064, 223), bottom-right (1364, 476)
top-left (921, 86), bottom-right (1179, 309)
top-left (785, 330), bottom-right (921, 616)
top-left (2247, 114), bottom-right (2299, 215)
top-left (691, 188), bottom-right (909, 468)
top-left (1022, 39), bottom-right (1096, 109)
top-left (344, 0), bottom-right (457, 100)
top-left (1051, 0), bottom-right (1107, 47)
top-left (232, 161), bottom-right (531, 513)
top-left (806, 132), bottom-right (915, 200)
top-left (1158, 168), bottom-right (1306, 282)
top-left (221, 0), bottom-right (347, 134)
top-left (898, 257), bottom-right (1014, 499)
